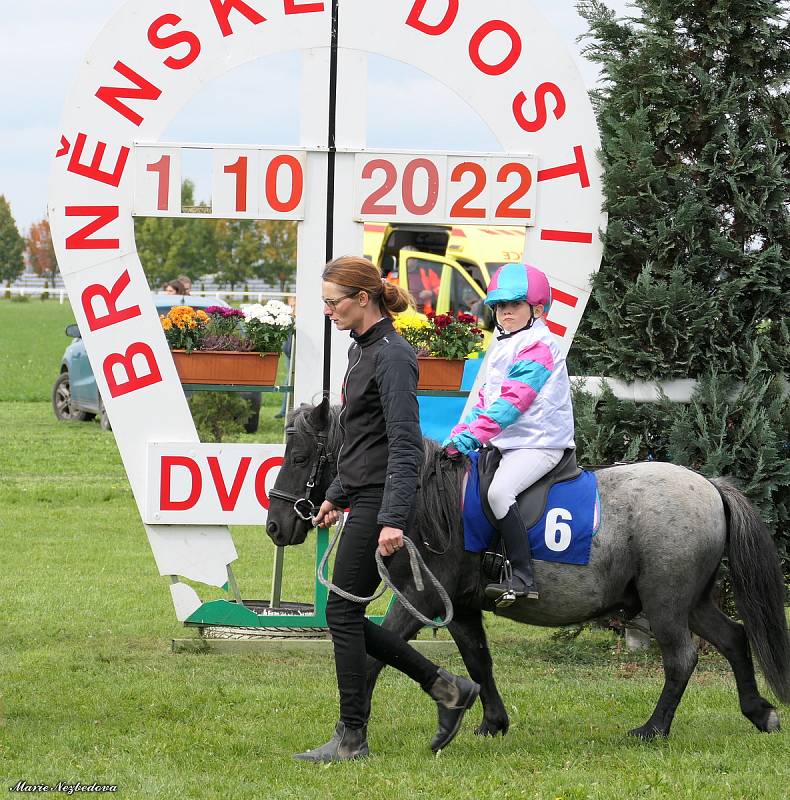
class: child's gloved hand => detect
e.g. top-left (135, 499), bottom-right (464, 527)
top-left (447, 430), bottom-right (480, 455)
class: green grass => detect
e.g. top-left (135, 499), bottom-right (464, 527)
top-left (1, 302), bottom-right (789, 799)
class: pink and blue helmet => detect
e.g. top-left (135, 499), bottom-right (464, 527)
top-left (485, 263), bottom-right (552, 312)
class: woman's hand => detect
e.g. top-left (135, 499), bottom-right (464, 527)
top-left (312, 500), bottom-right (340, 528)
top-left (378, 526), bottom-right (404, 557)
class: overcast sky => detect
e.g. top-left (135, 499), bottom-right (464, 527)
top-left (0, 1), bottom-right (632, 234)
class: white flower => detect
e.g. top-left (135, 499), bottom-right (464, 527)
top-left (264, 299), bottom-right (290, 315)
top-left (274, 314), bottom-right (293, 327)
top-left (241, 303), bottom-right (268, 322)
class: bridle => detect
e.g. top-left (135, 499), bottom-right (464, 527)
top-left (268, 425), bottom-right (333, 522)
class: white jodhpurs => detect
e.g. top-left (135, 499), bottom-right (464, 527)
top-left (488, 447), bottom-right (565, 520)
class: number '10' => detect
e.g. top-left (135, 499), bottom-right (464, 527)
top-left (145, 154), bottom-right (304, 214)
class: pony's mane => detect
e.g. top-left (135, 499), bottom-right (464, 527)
top-left (289, 403), bottom-right (464, 550)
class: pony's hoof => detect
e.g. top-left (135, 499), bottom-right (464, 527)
top-left (474, 717), bottom-right (509, 737)
top-left (763, 709), bottom-right (780, 733)
top-left (627, 724), bottom-right (667, 741)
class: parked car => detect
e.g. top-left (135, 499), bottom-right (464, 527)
top-left (52, 293), bottom-right (263, 432)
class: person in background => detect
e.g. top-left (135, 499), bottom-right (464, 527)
top-left (162, 279), bottom-right (185, 295)
top-left (176, 275), bottom-right (192, 295)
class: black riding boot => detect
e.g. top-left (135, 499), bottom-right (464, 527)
top-left (293, 721), bottom-right (369, 762)
top-left (485, 503), bottom-right (539, 607)
top-left (426, 668), bottom-right (480, 752)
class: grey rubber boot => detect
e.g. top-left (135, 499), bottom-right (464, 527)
top-left (427, 668), bottom-right (481, 752)
top-left (485, 503), bottom-right (539, 607)
top-left (293, 721), bottom-right (369, 762)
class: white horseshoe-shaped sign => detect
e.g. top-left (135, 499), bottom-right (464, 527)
top-left (49, 0), bottom-right (605, 620)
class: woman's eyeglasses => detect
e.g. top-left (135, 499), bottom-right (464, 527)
top-left (322, 292), bottom-right (359, 310)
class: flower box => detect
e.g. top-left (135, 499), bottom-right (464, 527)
top-left (172, 350), bottom-right (280, 386)
top-left (417, 357), bottom-right (465, 391)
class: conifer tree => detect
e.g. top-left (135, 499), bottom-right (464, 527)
top-left (572, 1), bottom-right (789, 576)
top-left (573, 0), bottom-right (789, 379)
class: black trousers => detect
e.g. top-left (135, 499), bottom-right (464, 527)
top-left (326, 487), bottom-right (439, 729)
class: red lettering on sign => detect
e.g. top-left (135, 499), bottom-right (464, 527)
top-left (360, 159), bottom-right (397, 215)
top-left (544, 287), bottom-right (579, 338)
top-left (66, 133), bottom-right (130, 187)
top-left (95, 62), bottom-right (162, 127)
top-left (402, 158), bottom-right (440, 216)
top-left (255, 457), bottom-right (284, 511)
top-left (65, 206), bottom-right (120, 250)
top-left (224, 156), bottom-right (248, 213)
top-left (495, 162), bottom-right (532, 219)
top-left (265, 155), bottom-right (303, 213)
top-left (551, 288), bottom-right (579, 308)
top-left (449, 162), bottom-right (486, 219)
top-left (513, 83), bottom-right (566, 134)
top-left (81, 270), bottom-right (141, 332)
top-left (284, 0), bottom-right (324, 13)
top-left (103, 343), bottom-right (162, 398)
top-left (160, 456), bottom-right (202, 511)
top-left (406, 0), bottom-right (458, 36)
top-left (208, 456), bottom-right (252, 511)
top-left (147, 155), bottom-right (171, 211)
top-left (210, 0), bottom-right (266, 37)
top-left (148, 14), bottom-right (202, 70)
top-left (541, 229), bottom-right (593, 244)
top-left (469, 20), bottom-right (521, 76)
top-left (537, 146), bottom-right (590, 189)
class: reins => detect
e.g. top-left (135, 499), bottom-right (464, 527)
top-left (274, 422), bottom-right (455, 629)
top-left (317, 511), bottom-right (454, 629)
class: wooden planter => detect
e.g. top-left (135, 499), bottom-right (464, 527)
top-left (417, 357), bottom-right (465, 391)
top-left (172, 350), bottom-right (280, 386)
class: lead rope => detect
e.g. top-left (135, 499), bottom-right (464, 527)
top-left (316, 512), bottom-right (454, 629)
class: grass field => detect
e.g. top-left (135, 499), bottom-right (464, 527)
top-left (1, 299), bottom-right (788, 799)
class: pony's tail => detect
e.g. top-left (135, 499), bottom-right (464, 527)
top-left (713, 478), bottom-right (790, 703)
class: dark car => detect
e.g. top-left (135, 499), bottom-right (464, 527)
top-left (52, 293), bottom-right (262, 432)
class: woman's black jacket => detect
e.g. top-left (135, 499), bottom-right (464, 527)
top-left (325, 317), bottom-right (423, 530)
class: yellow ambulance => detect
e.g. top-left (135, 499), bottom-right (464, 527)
top-left (363, 222), bottom-right (526, 336)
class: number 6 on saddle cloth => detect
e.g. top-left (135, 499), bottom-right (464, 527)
top-left (462, 448), bottom-right (601, 574)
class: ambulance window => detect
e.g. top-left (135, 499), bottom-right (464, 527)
top-left (449, 269), bottom-right (485, 323)
top-left (406, 257), bottom-right (442, 315)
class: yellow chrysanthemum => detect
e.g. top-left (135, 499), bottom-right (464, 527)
top-left (160, 317), bottom-right (173, 331)
top-left (394, 308), bottom-right (429, 332)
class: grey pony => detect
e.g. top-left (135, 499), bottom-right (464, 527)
top-left (266, 401), bottom-right (790, 741)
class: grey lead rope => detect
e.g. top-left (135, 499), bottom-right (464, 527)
top-left (316, 512), bottom-right (454, 629)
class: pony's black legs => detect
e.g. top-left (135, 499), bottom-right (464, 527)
top-left (690, 597), bottom-right (780, 733)
top-left (447, 608), bottom-right (509, 736)
top-left (629, 612), bottom-right (698, 740)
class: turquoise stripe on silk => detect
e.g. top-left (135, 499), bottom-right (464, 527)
top-left (484, 396), bottom-right (522, 429)
top-left (506, 359), bottom-right (552, 394)
top-left (463, 405), bottom-right (485, 426)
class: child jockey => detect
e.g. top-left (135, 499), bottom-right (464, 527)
top-left (444, 263), bottom-right (575, 606)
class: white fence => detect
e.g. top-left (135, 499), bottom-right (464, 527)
top-left (3, 285), bottom-right (294, 305)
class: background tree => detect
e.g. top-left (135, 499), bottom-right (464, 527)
top-left (27, 218), bottom-right (57, 278)
top-left (0, 195), bottom-right (25, 288)
top-left (256, 220), bottom-right (297, 291)
top-left (134, 179), bottom-right (218, 288)
top-left (572, 0), bottom-right (789, 576)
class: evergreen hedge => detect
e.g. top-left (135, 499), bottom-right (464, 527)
top-left (569, 1), bottom-right (789, 583)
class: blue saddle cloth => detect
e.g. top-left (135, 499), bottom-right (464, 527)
top-left (462, 453), bottom-right (600, 566)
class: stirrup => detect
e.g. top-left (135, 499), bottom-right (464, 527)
top-left (486, 560), bottom-right (538, 607)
